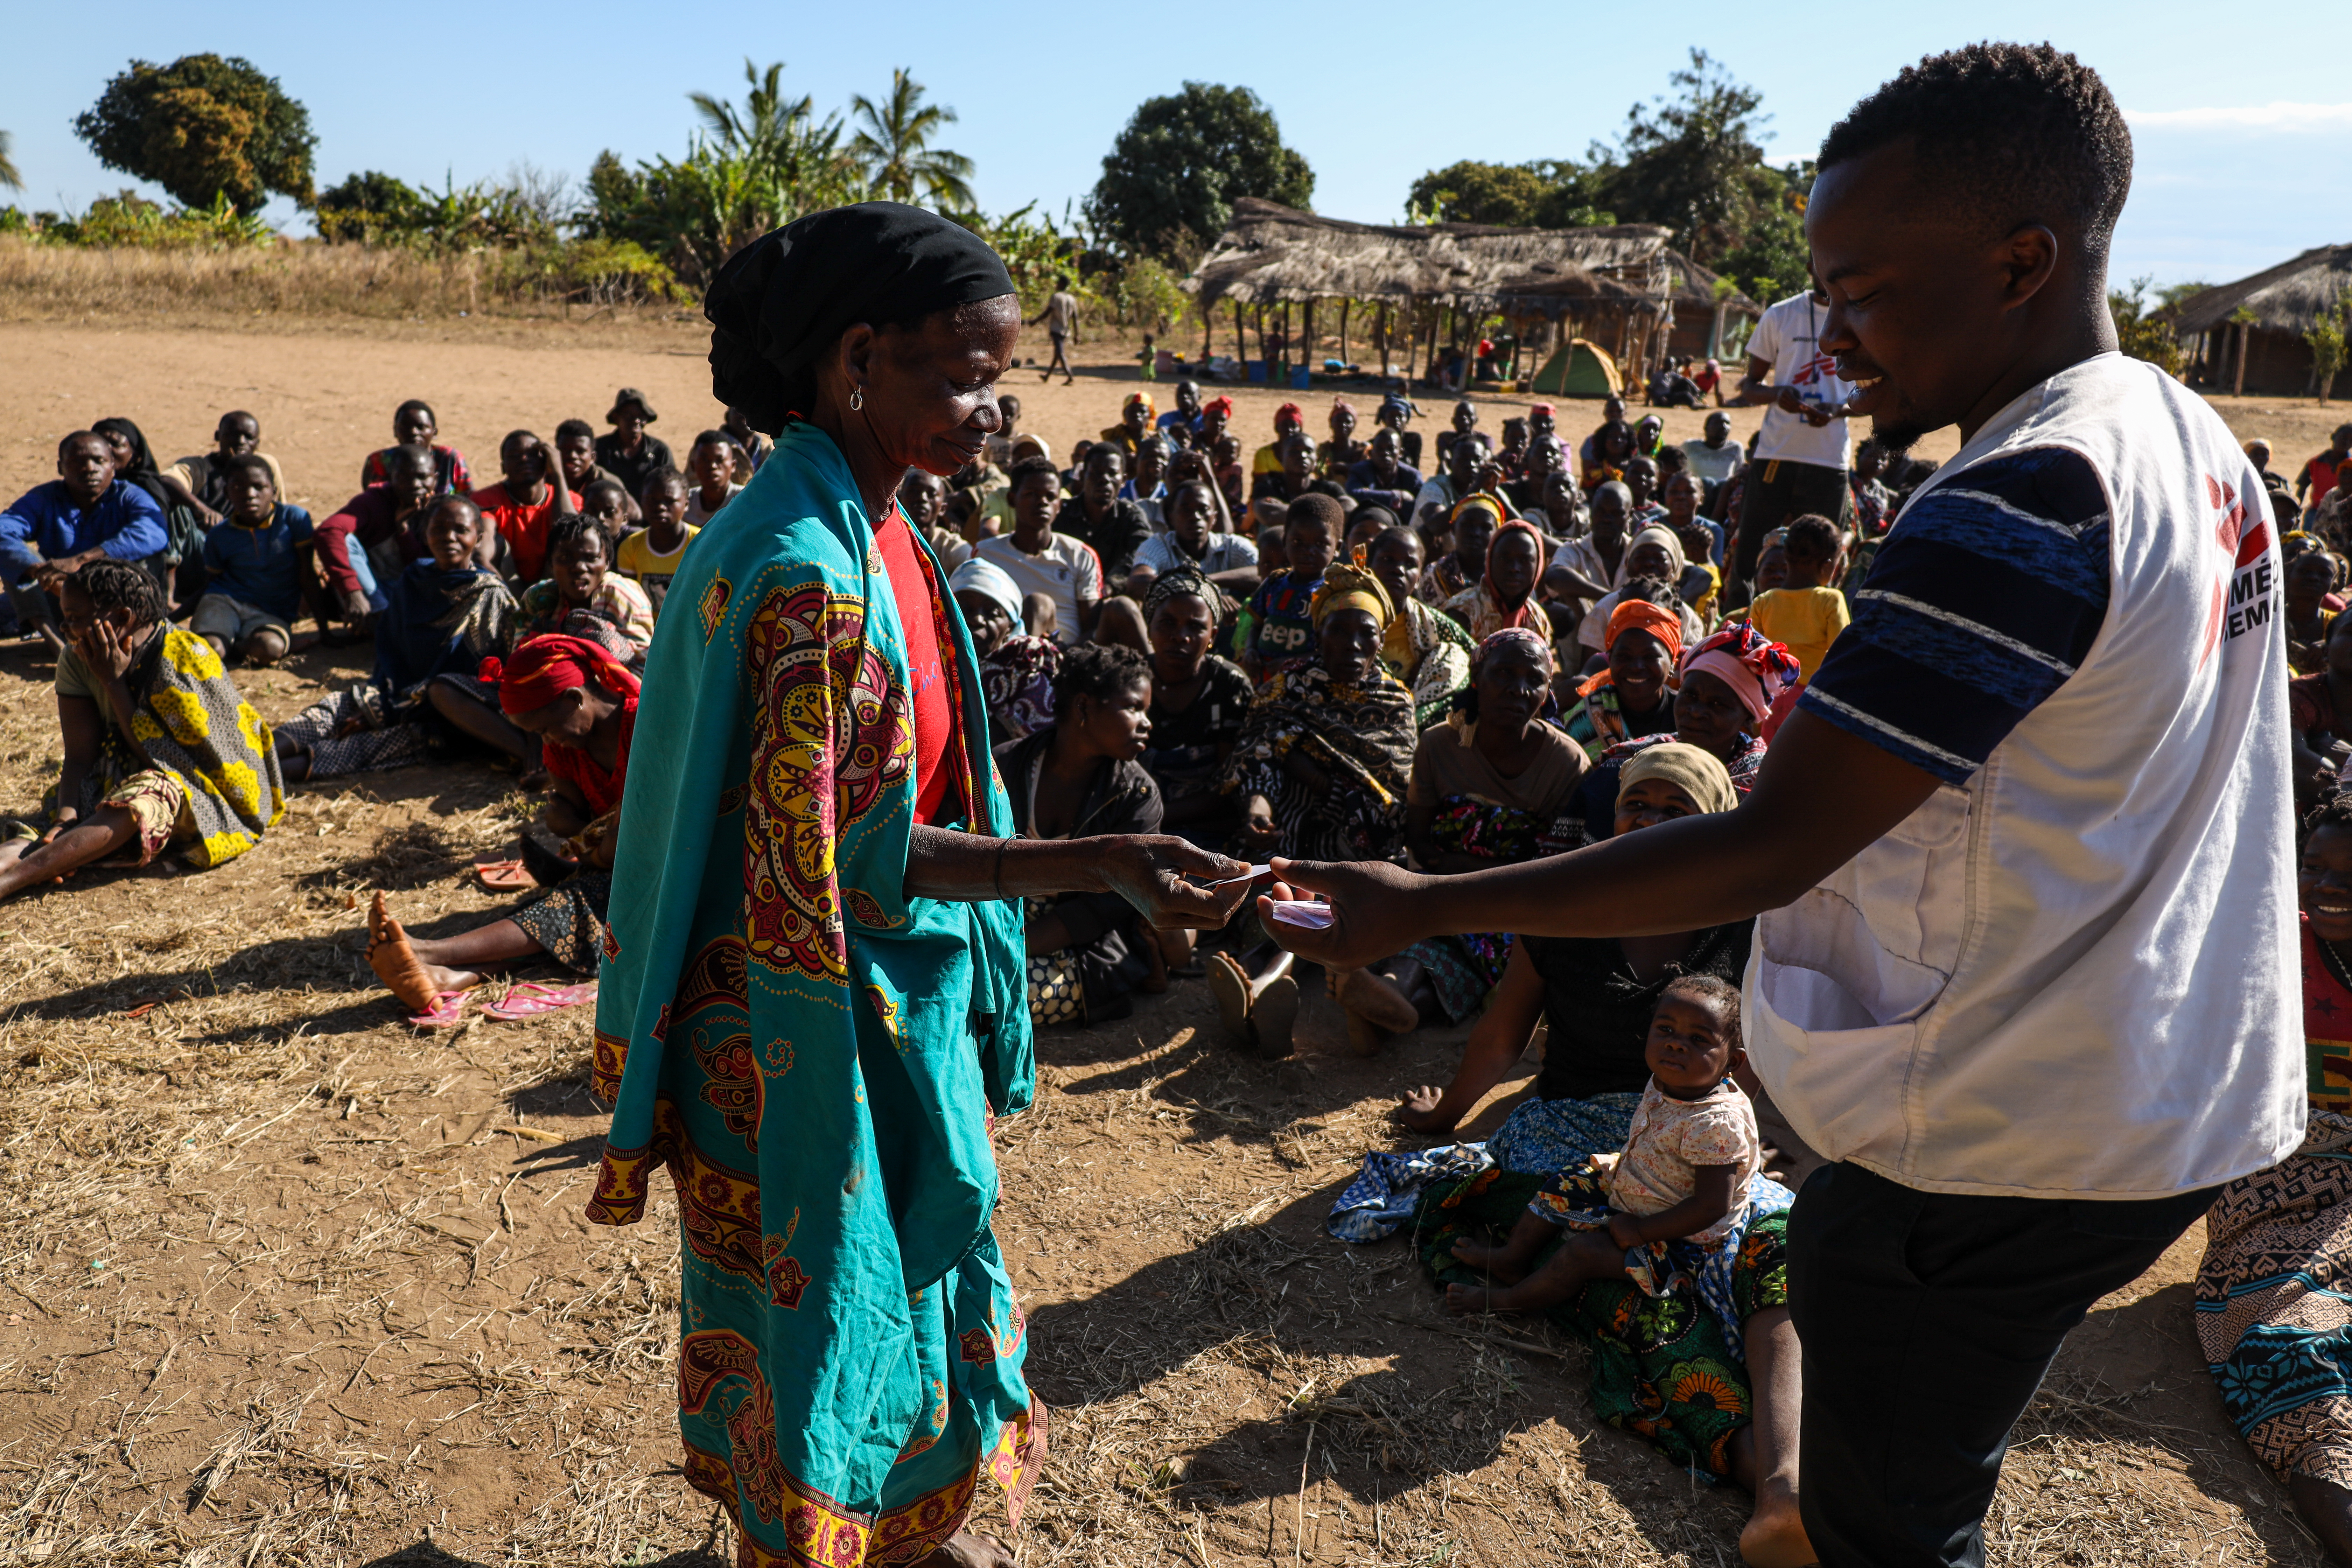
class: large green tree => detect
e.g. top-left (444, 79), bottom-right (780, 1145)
top-left (0, 131), bottom-right (20, 192)
top-left (1592, 50), bottom-right (1784, 271)
top-left (73, 54), bottom-right (315, 212)
top-left (1087, 83), bottom-right (1312, 256)
top-left (850, 69), bottom-right (974, 209)
top-left (1406, 159), bottom-right (1612, 229)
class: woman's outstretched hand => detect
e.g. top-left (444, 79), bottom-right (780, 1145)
top-left (1096, 835), bottom-right (1258, 930)
top-left (1257, 856), bottom-right (1430, 969)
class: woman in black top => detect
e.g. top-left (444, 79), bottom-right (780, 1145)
top-left (997, 642), bottom-right (1169, 1025)
top-left (1137, 566), bottom-right (1252, 854)
top-left (1396, 742), bottom-right (1750, 1172)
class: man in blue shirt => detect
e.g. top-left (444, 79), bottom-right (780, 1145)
top-left (194, 456), bottom-right (316, 665)
top-left (0, 430), bottom-right (169, 655)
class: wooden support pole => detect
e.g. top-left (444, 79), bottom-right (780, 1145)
top-left (1338, 299), bottom-right (1351, 369)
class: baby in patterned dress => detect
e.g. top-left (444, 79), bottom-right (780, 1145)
top-left (1448, 975), bottom-right (1760, 1314)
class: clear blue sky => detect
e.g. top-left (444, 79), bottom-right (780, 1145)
top-left (4, 1), bottom-right (2343, 294)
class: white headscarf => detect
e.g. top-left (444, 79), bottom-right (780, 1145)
top-left (948, 557), bottom-right (1024, 627)
top-left (1619, 523), bottom-right (1688, 589)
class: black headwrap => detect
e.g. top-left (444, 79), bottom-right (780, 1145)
top-left (92, 416), bottom-right (173, 512)
top-left (705, 202), bottom-right (1016, 435)
top-left (1142, 563), bottom-right (1231, 624)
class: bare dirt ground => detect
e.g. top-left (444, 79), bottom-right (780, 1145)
top-left (0, 316), bottom-right (2338, 1567)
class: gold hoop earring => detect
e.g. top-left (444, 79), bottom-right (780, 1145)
top-left (849, 386), bottom-right (865, 412)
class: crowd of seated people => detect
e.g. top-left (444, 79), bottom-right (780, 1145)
top-left (0, 390), bottom-right (752, 1035)
top-left (27, 361), bottom-right (2352, 1553)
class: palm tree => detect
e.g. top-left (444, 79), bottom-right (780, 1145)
top-left (690, 59), bottom-right (861, 207)
top-left (0, 131), bottom-right (22, 192)
top-left (849, 70), bottom-right (976, 209)
top-left (691, 60), bottom-right (813, 162)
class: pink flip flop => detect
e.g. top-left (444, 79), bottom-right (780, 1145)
top-left (483, 981), bottom-right (598, 1021)
top-left (409, 990), bottom-right (475, 1029)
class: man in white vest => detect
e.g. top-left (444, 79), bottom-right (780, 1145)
top-left (1260, 43), bottom-right (2299, 1568)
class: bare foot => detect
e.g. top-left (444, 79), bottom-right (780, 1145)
top-left (1445, 1282), bottom-right (1500, 1315)
top-left (1334, 966), bottom-right (1419, 1035)
top-left (1449, 1236), bottom-right (1527, 1284)
top-left (1738, 1490), bottom-right (1816, 1567)
top-left (914, 1530), bottom-right (1015, 1568)
top-left (367, 892), bottom-right (475, 1010)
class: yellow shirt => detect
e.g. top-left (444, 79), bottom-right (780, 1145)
top-left (615, 523), bottom-right (701, 612)
top-left (1749, 585), bottom-right (1850, 680)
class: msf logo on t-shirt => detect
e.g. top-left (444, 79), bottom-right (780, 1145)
top-left (2203, 473), bottom-right (2272, 666)
top-left (1788, 349), bottom-right (1838, 389)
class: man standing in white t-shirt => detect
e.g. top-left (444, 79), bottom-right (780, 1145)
top-left (1029, 274), bottom-right (1079, 386)
top-left (1260, 44), bottom-right (2297, 1568)
top-left (1730, 288), bottom-right (1856, 597)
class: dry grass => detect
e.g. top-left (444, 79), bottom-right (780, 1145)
top-left (0, 314), bottom-right (2333, 1563)
top-left (0, 238), bottom-right (688, 327)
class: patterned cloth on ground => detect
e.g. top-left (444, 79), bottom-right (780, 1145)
top-left (2198, 1112), bottom-right (2352, 1488)
top-left (1327, 1143), bottom-right (1494, 1242)
top-left (273, 688), bottom-right (436, 778)
top-left (1526, 1158), bottom-right (1792, 1363)
top-left (1415, 1166), bottom-right (1790, 1478)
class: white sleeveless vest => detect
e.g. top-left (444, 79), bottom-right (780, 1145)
top-left (1745, 354), bottom-right (2302, 1199)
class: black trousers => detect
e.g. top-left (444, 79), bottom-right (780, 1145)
top-left (1787, 1162), bottom-right (2218, 1568)
top-left (1731, 455), bottom-right (1853, 589)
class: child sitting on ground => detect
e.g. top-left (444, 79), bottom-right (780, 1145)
top-left (1744, 514), bottom-right (1849, 681)
top-left (274, 495), bottom-right (519, 782)
top-left (193, 455), bottom-right (317, 666)
top-left (684, 429), bottom-right (744, 526)
top-left (1447, 974), bottom-right (1759, 1316)
top-left (579, 478), bottom-right (635, 541)
top-left (0, 560), bottom-right (283, 899)
top-left (612, 470), bottom-right (698, 616)
top-left (519, 514), bottom-right (652, 658)
top-left (1236, 496), bottom-right (1339, 682)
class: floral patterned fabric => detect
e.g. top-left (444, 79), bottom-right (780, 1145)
top-left (1416, 1167), bottom-right (1791, 1479)
top-left (590, 423), bottom-right (1043, 1565)
top-left (33, 628), bottom-right (284, 869)
top-left (978, 634), bottom-right (1059, 743)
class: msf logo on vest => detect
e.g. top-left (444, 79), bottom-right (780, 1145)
top-left (2202, 473), bottom-right (2271, 668)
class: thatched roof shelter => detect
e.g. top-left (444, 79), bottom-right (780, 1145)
top-left (2157, 243), bottom-right (2352, 397)
top-left (2159, 244), bottom-right (2352, 337)
top-left (1184, 198), bottom-right (1757, 314)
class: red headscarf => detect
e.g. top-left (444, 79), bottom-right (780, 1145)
top-left (1202, 395), bottom-right (1234, 420)
top-left (483, 635), bottom-right (643, 817)
top-left (1276, 401), bottom-right (1303, 428)
top-left (485, 634), bottom-right (642, 716)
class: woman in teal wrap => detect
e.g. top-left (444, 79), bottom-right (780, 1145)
top-left (588, 203), bottom-right (1251, 1568)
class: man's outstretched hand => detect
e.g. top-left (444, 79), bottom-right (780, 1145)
top-left (1256, 856), bottom-right (1430, 969)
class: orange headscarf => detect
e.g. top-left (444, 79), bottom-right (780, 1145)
top-left (1576, 598), bottom-right (1686, 699)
